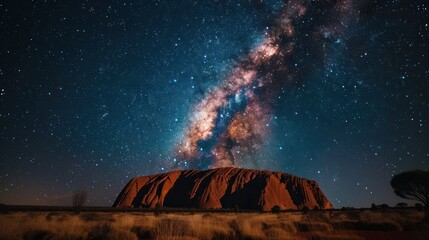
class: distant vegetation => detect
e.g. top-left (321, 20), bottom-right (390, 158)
top-left (396, 203), bottom-right (408, 208)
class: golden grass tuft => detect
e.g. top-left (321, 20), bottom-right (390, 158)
top-left (152, 218), bottom-right (194, 240)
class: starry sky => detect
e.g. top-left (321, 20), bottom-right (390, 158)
top-left (0, 0), bottom-right (428, 208)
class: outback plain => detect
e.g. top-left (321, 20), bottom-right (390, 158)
top-left (0, 206), bottom-right (428, 240)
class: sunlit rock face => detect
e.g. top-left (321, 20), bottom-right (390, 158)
top-left (113, 167), bottom-right (333, 211)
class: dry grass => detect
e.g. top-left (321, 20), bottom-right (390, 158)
top-left (0, 209), bottom-right (427, 240)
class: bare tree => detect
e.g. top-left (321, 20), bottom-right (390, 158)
top-left (72, 191), bottom-right (87, 208)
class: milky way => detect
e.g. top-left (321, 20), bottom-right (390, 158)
top-left (1, 0), bottom-right (427, 207)
top-left (173, 0), bottom-right (357, 169)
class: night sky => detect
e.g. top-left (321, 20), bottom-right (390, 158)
top-left (0, 0), bottom-right (428, 208)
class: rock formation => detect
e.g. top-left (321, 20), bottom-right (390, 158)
top-left (113, 167), bottom-right (333, 211)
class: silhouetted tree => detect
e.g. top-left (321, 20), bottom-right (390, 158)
top-left (391, 170), bottom-right (429, 220)
top-left (391, 170), bottom-right (429, 209)
top-left (72, 191), bottom-right (87, 209)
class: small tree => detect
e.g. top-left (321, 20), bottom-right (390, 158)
top-left (72, 191), bottom-right (87, 209)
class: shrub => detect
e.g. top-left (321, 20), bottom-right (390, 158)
top-left (380, 204), bottom-right (389, 209)
top-left (302, 207), bottom-right (309, 213)
top-left (415, 203), bottom-right (424, 210)
top-left (396, 202), bottom-right (408, 208)
top-left (271, 205), bottom-right (281, 213)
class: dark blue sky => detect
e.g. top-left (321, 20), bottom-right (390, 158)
top-left (0, 0), bottom-right (427, 207)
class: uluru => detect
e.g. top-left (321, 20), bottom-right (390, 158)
top-left (113, 167), bottom-right (333, 211)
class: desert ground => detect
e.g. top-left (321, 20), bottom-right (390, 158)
top-left (0, 207), bottom-right (428, 240)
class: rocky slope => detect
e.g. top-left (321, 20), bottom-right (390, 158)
top-left (113, 167), bottom-right (333, 211)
